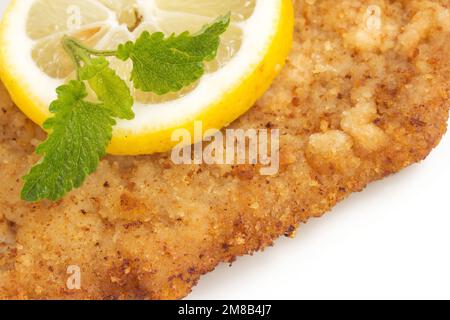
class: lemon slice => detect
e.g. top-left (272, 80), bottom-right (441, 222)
top-left (0, 0), bottom-right (294, 155)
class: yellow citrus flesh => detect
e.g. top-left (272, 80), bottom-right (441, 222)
top-left (0, 0), bottom-right (294, 155)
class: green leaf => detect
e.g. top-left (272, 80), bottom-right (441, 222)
top-left (80, 58), bottom-right (134, 120)
top-left (116, 14), bottom-right (231, 95)
top-left (21, 81), bottom-right (116, 202)
top-left (78, 57), bottom-right (109, 80)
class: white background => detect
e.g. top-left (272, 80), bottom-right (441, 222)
top-left (1, 1), bottom-right (449, 300)
top-left (0, 2), bottom-right (6, 16)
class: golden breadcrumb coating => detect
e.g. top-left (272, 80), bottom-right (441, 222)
top-left (0, 0), bottom-right (449, 299)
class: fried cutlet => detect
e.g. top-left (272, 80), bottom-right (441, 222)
top-left (0, 0), bottom-right (449, 299)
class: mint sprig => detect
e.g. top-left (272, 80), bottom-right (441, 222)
top-left (22, 15), bottom-right (230, 202)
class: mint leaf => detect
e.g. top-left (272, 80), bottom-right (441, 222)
top-left (21, 81), bottom-right (115, 202)
top-left (80, 58), bottom-right (134, 120)
top-left (116, 14), bottom-right (230, 95)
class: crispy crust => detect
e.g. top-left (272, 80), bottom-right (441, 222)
top-left (0, 0), bottom-right (449, 299)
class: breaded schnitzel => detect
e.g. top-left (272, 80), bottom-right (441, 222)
top-left (0, 0), bottom-right (449, 299)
